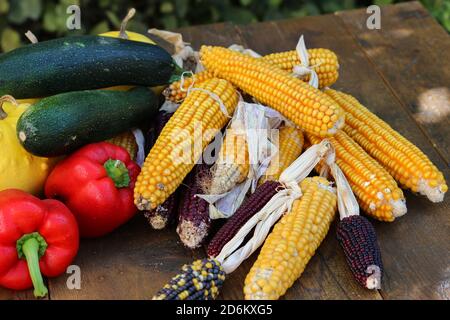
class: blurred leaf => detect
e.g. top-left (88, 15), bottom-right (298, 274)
top-left (60, 0), bottom-right (79, 6)
top-left (175, 0), bottom-right (188, 17)
top-left (161, 14), bottom-right (178, 29)
top-left (240, 0), bottom-right (253, 6)
top-left (90, 21), bottom-right (110, 35)
top-left (1, 27), bottom-right (20, 52)
top-left (8, 0), bottom-right (41, 23)
top-left (160, 1), bottom-right (174, 14)
top-left (302, 2), bottom-right (321, 15)
top-left (0, 0), bottom-right (9, 14)
top-left (268, 0), bottom-right (282, 8)
top-left (223, 7), bottom-right (256, 24)
top-left (98, 0), bottom-right (110, 9)
top-left (321, 0), bottom-right (345, 12)
top-left (210, 5), bottom-right (221, 22)
top-left (127, 20), bottom-right (148, 34)
top-left (43, 6), bottom-right (58, 32)
top-left (106, 10), bottom-right (121, 28)
top-left (374, 0), bottom-right (393, 5)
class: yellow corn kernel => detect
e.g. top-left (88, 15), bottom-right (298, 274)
top-left (163, 70), bottom-right (215, 103)
top-left (164, 48), bottom-right (339, 102)
top-left (209, 127), bottom-right (249, 194)
top-left (200, 46), bottom-right (345, 137)
top-left (260, 125), bottom-right (304, 184)
top-left (244, 177), bottom-right (337, 300)
top-left (307, 130), bottom-right (407, 222)
top-left (134, 78), bottom-right (239, 210)
top-left (262, 48), bottom-right (339, 89)
top-left (325, 88), bottom-right (447, 203)
top-left (107, 131), bottom-right (137, 161)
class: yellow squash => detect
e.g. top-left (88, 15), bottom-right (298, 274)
top-left (0, 96), bottom-right (56, 195)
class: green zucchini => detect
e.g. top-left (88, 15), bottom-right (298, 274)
top-left (17, 87), bottom-right (159, 157)
top-left (0, 35), bottom-right (183, 99)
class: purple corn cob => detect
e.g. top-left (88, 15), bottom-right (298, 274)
top-left (144, 191), bottom-right (179, 229)
top-left (143, 111), bottom-right (178, 229)
top-left (176, 164), bottom-right (211, 249)
top-left (145, 111), bottom-right (174, 153)
top-left (337, 215), bottom-right (383, 289)
top-left (207, 180), bottom-right (282, 257)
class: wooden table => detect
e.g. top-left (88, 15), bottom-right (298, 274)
top-left (1, 1), bottom-right (448, 300)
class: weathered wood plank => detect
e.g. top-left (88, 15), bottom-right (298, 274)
top-left (175, 22), bottom-right (244, 50)
top-left (335, 1), bottom-right (450, 163)
top-left (48, 215), bottom-right (195, 299)
top-left (0, 287), bottom-right (47, 300)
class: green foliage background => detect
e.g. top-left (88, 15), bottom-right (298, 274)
top-left (0, 0), bottom-right (448, 52)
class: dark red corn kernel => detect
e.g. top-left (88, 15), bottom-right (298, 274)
top-left (177, 164), bottom-right (211, 249)
top-left (207, 180), bottom-right (282, 257)
top-left (336, 215), bottom-right (383, 289)
top-left (144, 191), bottom-right (179, 230)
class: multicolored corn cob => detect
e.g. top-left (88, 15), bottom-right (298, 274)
top-left (306, 131), bottom-right (406, 222)
top-left (337, 215), bottom-right (383, 289)
top-left (259, 125), bottom-right (304, 184)
top-left (163, 70), bottom-right (214, 102)
top-left (200, 46), bottom-right (345, 137)
top-left (209, 127), bottom-right (249, 194)
top-left (261, 48), bottom-right (339, 88)
top-left (325, 88), bottom-right (447, 202)
top-left (107, 131), bottom-right (138, 161)
top-left (177, 164), bottom-right (211, 249)
top-left (244, 176), bottom-right (337, 300)
top-left (144, 191), bottom-right (179, 229)
top-left (164, 48), bottom-right (339, 102)
top-left (153, 258), bottom-right (225, 300)
top-left (207, 180), bottom-right (282, 257)
top-left (134, 78), bottom-right (239, 210)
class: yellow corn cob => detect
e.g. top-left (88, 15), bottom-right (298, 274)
top-left (134, 78), bottom-right (239, 210)
top-left (163, 70), bottom-right (215, 103)
top-left (325, 89), bottom-right (447, 202)
top-left (307, 130), bottom-right (406, 222)
top-left (209, 127), bottom-right (249, 194)
top-left (200, 46), bottom-right (345, 137)
top-left (165, 49), bottom-right (339, 102)
top-left (261, 48), bottom-right (339, 88)
top-left (244, 176), bottom-right (337, 300)
top-left (259, 125), bottom-right (304, 184)
top-left (107, 131), bottom-right (137, 161)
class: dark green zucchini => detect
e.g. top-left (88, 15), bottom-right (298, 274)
top-left (0, 35), bottom-right (183, 98)
top-left (17, 87), bottom-right (159, 157)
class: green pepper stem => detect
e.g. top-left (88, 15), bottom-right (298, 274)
top-left (22, 237), bottom-right (48, 298)
top-left (104, 159), bottom-right (130, 188)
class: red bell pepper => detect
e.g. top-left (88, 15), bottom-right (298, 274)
top-left (45, 142), bottom-right (140, 238)
top-left (0, 189), bottom-right (79, 297)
